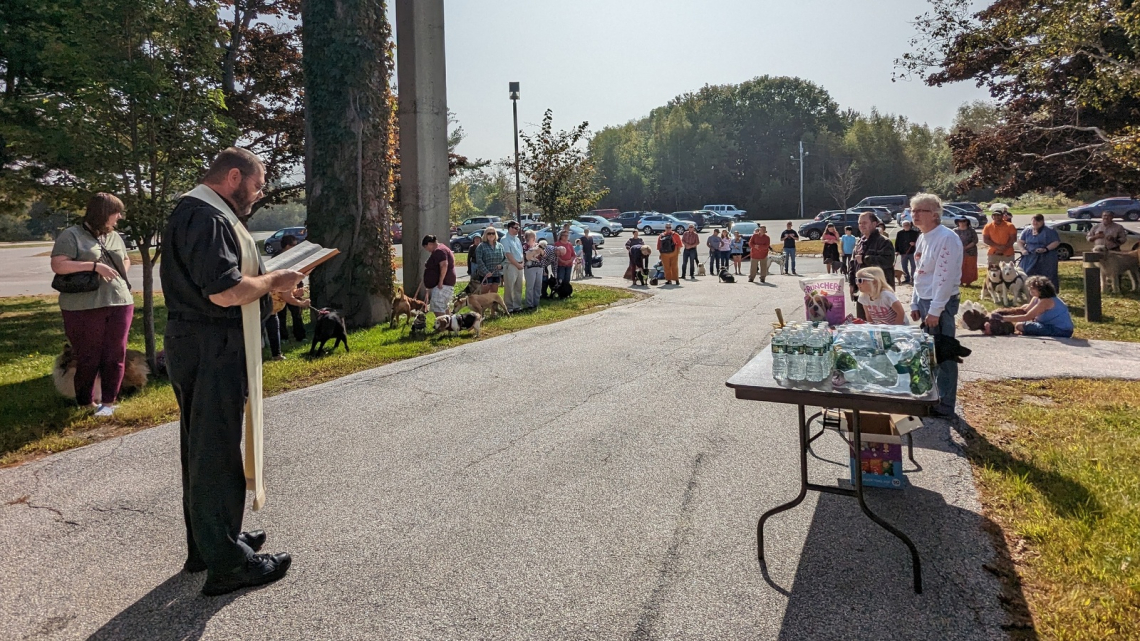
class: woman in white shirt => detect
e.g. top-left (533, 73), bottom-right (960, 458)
top-left (855, 266), bottom-right (907, 325)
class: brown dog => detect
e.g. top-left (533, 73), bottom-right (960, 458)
top-left (389, 286), bottom-right (427, 328)
top-left (53, 344), bottom-right (150, 403)
top-left (1097, 247), bottom-right (1139, 294)
top-left (453, 291), bottom-right (509, 318)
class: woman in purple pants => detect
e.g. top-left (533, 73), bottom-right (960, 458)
top-left (50, 193), bottom-right (134, 417)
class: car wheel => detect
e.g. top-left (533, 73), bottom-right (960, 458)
top-left (451, 242), bottom-right (463, 251)
top-left (807, 230), bottom-right (822, 241)
top-left (642, 226), bottom-right (654, 235)
top-left (1126, 210), bottom-right (1140, 222)
top-left (1082, 211), bottom-right (1093, 219)
top-left (601, 228), bottom-right (612, 237)
top-left (1056, 244), bottom-right (1073, 261)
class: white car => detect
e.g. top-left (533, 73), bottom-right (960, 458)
top-left (703, 204), bottom-right (747, 220)
top-left (535, 225), bottom-right (605, 247)
top-left (574, 215), bottom-right (624, 237)
top-left (635, 213), bottom-right (687, 234)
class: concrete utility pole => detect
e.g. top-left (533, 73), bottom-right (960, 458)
top-left (511, 82), bottom-right (522, 224)
top-left (396, 0), bottom-right (449, 296)
top-left (798, 140), bottom-right (806, 219)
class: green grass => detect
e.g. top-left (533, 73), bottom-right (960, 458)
top-left (961, 379), bottom-right (1140, 640)
top-left (0, 284), bottom-right (633, 465)
top-left (960, 261), bottom-right (1140, 342)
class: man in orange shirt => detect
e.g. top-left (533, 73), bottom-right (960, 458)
top-left (656, 223), bottom-right (682, 285)
top-left (748, 225), bottom-right (772, 283)
top-left (982, 209), bottom-right (1016, 266)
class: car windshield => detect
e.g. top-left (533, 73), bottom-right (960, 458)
top-left (730, 222), bottom-right (758, 235)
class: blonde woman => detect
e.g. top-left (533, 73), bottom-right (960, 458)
top-left (855, 266), bottom-right (907, 325)
top-left (474, 227), bottom-right (505, 293)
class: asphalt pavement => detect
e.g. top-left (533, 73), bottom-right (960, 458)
top-left (0, 251), bottom-right (1009, 640)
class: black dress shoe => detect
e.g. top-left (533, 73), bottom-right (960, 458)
top-left (183, 530), bottom-right (268, 573)
top-left (201, 552), bottom-right (292, 596)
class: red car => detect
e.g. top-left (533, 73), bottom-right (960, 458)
top-left (591, 208), bottom-right (621, 219)
top-left (391, 222), bottom-right (402, 243)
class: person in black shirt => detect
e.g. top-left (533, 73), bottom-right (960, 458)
top-left (850, 211), bottom-right (896, 315)
top-left (161, 147), bottom-right (301, 596)
top-left (779, 222), bottom-right (799, 275)
top-left (894, 221), bottom-right (920, 285)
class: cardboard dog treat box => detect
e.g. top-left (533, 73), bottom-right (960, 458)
top-left (831, 411), bottom-right (922, 489)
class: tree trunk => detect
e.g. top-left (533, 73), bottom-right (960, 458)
top-left (301, 0), bottom-right (395, 328)
top-left (139, 240), bottom-right (157, 370)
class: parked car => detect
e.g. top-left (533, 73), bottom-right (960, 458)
top-left (1040, 219), bottom-right (1140, 261)
top-left (613, 210), bottom-right (650, 228)
top-left (853, 194), bottom-right (909, 214)
top-left (945, 201), bottom-right (983, 214)
top-left (1067, 197), bottom-right (1140, 221)
top-left (449, 228), bottom-right (505, 252)
top-left (940, 207), bottom-right (980, 229)
top-left (702, 210), bottom-right (735, 227)
top-left (575, 215), bottom-right (625, 237)
top-left (590, 208), bottom-right (621, 219)
top-left (812, 209), bottom-right (845, 222)
top-left (636, 213), bottom-right (687, 234)
top-left (848, 206), bottom-right (894, 226)
top-left (534, 225), bottom-right (605, 247)
top-left (670, 211), bottom-right (706, 231)
top-left (391, 222), bottom-right (402, 243)
top-left (799, 211), bottom-right (861, 240)
top-left (943, 203), bottom-right (986, 226)
top-left (728, 221), bottom-right (760, 259)
top-left (264, 226), bottom-right (308, 255)
top-left (455, 215), bottom-right (503, 235)
top-left (703, 204), bottom-right (747, 220)
top-left (118, 232), bottom-right (138, 250)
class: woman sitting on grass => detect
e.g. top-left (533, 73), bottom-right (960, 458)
top-left (855, 266), bottom-right (907, 325)
top-left (995, 275), bottom-right (1074, 338)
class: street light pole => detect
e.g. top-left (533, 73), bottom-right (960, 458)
top-left (791, 140), bottom-right (809, 219)
top-left (510, 82), bottom-right (522, 225)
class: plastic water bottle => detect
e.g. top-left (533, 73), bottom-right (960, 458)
top-left (789, 327), bottom-right (807, 381)
top-left (771, 329), bottom-right (788, 381)
top-left (805, 329), bottom-right (826, 382)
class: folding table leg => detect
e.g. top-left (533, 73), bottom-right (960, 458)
top-left (757, 404), bottom-right (809, 562)
top-left (852, 410), bottom-right (924, 594)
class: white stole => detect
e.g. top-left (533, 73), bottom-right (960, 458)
top-left (184, 184), bottom-right (267, 511)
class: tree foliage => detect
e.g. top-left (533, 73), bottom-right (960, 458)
top-left (590, 76), bottom-right (960, 216)
top-left (519, 110), bottom-right (607, 230)
top-left (899, 0), bottom-right (1140, 196)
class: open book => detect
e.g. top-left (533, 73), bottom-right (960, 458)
top-left (262, 241), bottom-right (341, 275)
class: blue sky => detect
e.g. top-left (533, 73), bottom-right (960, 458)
top-left (392, 0), bottom-right (991, 162)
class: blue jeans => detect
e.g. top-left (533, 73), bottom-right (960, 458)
top-left (709, 250), bottom-right (720, 273)
top-left (556, 265), bottom-right (572, 285)
top-left (913, 295), bottom-right (959, 415)
top-left (1021, 322), bottom-right (1073, 338)
top-left (783, 248), bottom-right (796, 274)
top-left (682, 248), bottom-right (698, 278)
top-left (900, 253), bottom-right (916, 283)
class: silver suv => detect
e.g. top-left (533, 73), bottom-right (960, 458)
top-left (455, 216), bottom-right (503, 235)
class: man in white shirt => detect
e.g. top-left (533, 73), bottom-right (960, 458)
top-left (500, 221), bottom-right (525, 313)
top-left (909, 193), bottom-right (963, 419)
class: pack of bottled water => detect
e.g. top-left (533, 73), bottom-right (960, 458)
top-left (772, 322), bottom-right (833, 384)
top-left (831, 324), bottom-right (935, 396)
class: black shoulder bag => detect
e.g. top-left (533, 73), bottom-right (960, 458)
top-left (51, 227), bottom-right (131, 293)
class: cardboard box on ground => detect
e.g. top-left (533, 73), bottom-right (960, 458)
top-left (824, 410), bottom-right (923, 489)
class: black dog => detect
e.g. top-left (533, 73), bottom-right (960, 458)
top-left (718, 268), bottom-right (735, 284)
top-left (541, 275), bottom-right (558, 299)
top-left (310, 308), bottom-right (349, 355)
top-left (554, 280), bottom-right (573, 298)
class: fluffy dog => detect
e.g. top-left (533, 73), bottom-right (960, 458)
top-left (389, 286), bottom-right (426, 328)
top-left (1097, 247), bottom-right (1140, 294)
top-left (956, 300), bottom-right (989, 330)
top-left (718, 268), bottom-right (735, 283)
top-left (454, 291), bottom-right (509, 318)
top-left (981, 264), bottom-right (1002, 304)
top-left (999, 261), bottom-right (1029, 305)
top-left (804, 291), bottom-right (833, 322)
top-left (53, 344), bottom-right (150, 402)
top-left (433, 312), bottom-right (482, 337)
top-left (310, 308), bottom-right (350, 355)
top-left (697, 263), bottom-right (707, 277)
top-left (409, 310), bottom-right (427, 338)
top-left (573, 256), bottom-right (586, 280)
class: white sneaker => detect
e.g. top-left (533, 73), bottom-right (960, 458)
top-left (94, 404), bottom-right (116, 417)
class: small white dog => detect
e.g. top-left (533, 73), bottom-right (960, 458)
top-left (573, 256), bottom-right (585, 280)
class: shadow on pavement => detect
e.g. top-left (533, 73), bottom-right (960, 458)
top-left (766, 422), bottom-right (1038, 640)
top-left (86, 573), bottom-right (236, 641)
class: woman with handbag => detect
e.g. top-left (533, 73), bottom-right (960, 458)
top-left (50, 193), bottom-right (134, 416)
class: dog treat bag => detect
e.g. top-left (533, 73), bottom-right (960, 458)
top-left (799, 276), bottom-right (846, 326)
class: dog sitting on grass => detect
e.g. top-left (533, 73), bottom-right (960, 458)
top-left (54, 344), bottom-right (149, 403)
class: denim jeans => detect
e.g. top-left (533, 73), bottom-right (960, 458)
top-left (708, 250), bottom-right (719, 273)
top-left (524, 266), bottom-right (544, 308)
top-left (1021, 321), bottom-right (1073, 338)
top-left (900, 253), bottom-right (916, 283)
top-left (913, 295), bottom-right (959, 415)
top-left (556, 264), bottom-right (572, 285)
top-left (783, 248), bottom-right (796, 274)
top-left (682, 248), bottom-right (698, 278)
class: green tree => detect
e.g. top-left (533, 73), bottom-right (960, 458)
top-left (0, 0), bottom-right (233, 367)
top-left (899, 0), bottom-right (1140, 195)
top-left (520, 110), bottom-right (608, 232)
top-left (302, 0), bottom-right (395, 328)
